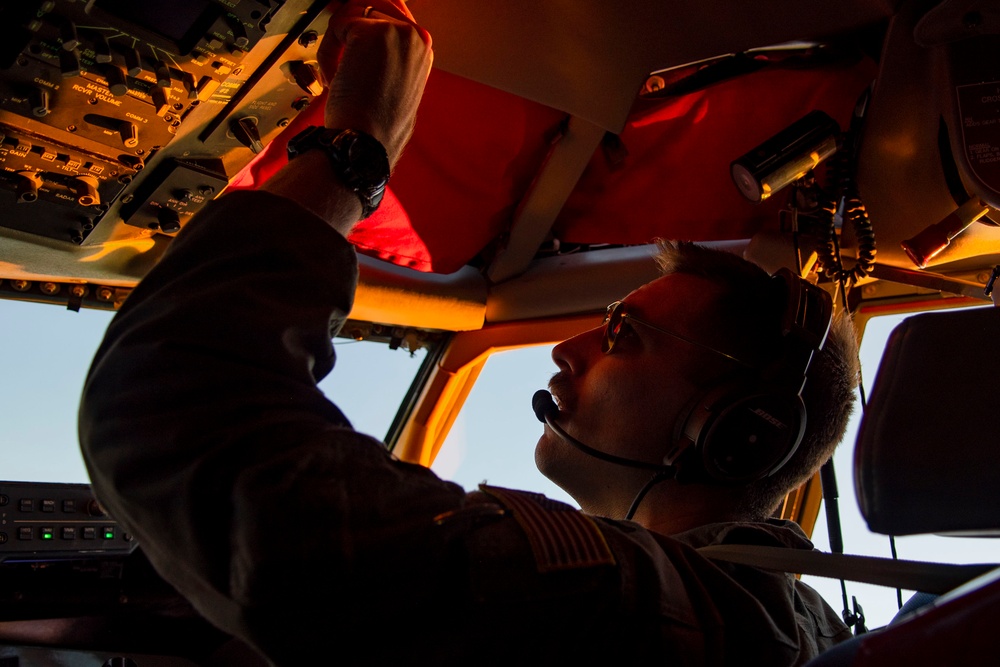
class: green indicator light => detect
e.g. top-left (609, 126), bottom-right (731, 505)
top-left (104, 531), bottom-right (115, 539)
top-left (42, 530), bottom-right (53, 540)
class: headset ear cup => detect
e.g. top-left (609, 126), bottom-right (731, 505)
top-left (672, 383), bottom-right (806, 483)
top-left (702, 391), bottom-right (805, 482)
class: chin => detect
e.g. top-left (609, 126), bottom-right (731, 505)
top-left (533, 428), bottom-right (583, 497)
top-left (534, 429), bottom-right (570, 482)
top-left (533, 430), bottom-right (557, 478)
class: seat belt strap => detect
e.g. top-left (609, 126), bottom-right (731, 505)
top-left (697, 544), bottom-right (997, 595)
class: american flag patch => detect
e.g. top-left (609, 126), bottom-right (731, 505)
top-left (480, 485), bottom-right (616, 572)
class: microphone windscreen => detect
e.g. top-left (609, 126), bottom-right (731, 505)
top-left (532, 389), bottom-right (556, 424)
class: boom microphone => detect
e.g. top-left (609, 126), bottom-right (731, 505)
top-left (532, 390), bottom-right (673, 472)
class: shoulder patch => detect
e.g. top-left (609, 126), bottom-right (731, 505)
top-left (480, 485), bottom-right (616, 572)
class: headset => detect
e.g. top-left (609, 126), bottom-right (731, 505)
top-left (669, 267), bottom-right (833, 484)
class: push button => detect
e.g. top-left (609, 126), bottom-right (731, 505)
top-left (41, 499), bottom-right (55, 512)
top-left (82, 527), bottom-right (97, 539)
top-left (18, 499), bottom-right (33, 512)
top-left (62, 527), bottom-right (76, 540)
top-left (18, 527), bottom-right (32, 540)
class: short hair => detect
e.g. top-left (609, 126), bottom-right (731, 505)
top-left (653, 239), bottom-right (860, 519)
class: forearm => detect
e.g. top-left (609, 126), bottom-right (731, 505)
top-left (259, 149), bottom-right (363, 237)
top-left (79, 191), bottom-right (359, 563)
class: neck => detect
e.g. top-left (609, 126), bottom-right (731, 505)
top-left (624, 479), bottom-right (749, 535)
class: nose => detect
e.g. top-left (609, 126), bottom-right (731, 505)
top-left (552, 325), bottom-right (603, 374)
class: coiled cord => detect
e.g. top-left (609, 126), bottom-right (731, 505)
top-left (815, 86), bottom-right (877, 289)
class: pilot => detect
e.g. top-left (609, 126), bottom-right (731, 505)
top-left (80, 1), bottom-right (858, 664)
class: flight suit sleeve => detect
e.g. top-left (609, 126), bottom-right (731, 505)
top-left (78, 190), bottom-right (470, 661)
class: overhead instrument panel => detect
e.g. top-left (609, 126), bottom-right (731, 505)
top-left (0, 0), bottom-right (326, 254)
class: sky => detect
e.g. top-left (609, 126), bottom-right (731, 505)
top-left (2, 295), bottom-right (997, 630)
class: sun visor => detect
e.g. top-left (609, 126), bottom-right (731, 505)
top-left (855, 306), bottom-right (1000, 536)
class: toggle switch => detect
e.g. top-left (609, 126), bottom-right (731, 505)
top-left (151, 85), bottom-right (170, 117)
top-left (60, 20), bottom-right (79, 51)
top-left (227, 16), bottom-right (249, 48)
top-left (180, 71), bottom-right (198, 99)
top-left (93, 33), bottom-right (112, 63)
top-left (29, 88), bottom-right (50, 117)
top-left (154, 61), bottom-right (172, 88)
top-left (231, 116), bottom-right (263, 154)
top-left (122, 47), bottom-right (142, 77)
top-left (287, 60), bottom-right (324, 97)
top-left (59, 49), bottom-right (81, 78)
top-left (119, 121), bottom-right (139, 148)
top-left (83, 113), bottom-right (140, 148)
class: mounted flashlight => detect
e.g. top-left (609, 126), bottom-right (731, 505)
top-left (731, 110), bottom-right (841, 203)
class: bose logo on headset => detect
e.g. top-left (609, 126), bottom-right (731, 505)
top-left (751, 408), bottom-right (789, 430)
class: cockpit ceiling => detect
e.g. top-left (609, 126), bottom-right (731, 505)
top-left (229, 0), bottom-right (1000, 279)
top-left (3, 0), bottom-right (1000, 302)
top-left (232, 57), bottom-right (879, 275)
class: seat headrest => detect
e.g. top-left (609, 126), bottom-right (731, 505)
top-left (855, 306), bottom-right (1000, 536)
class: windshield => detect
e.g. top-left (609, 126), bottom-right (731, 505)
top-left (0, 298), bottom-right (428, 483)
top-left (432, 344), bottom-right (574, 505)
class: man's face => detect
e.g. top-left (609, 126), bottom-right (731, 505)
top-left (535, 272), bottom-right (730, 509)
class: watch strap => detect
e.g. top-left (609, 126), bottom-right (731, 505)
top-left (286, 126), bottom-right (389, 219)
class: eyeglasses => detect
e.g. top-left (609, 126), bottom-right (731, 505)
top-left (601, 300), bottom-right (754, 367)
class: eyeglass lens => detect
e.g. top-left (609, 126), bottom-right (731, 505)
top-left (602, 302), bottom-right (625, 353)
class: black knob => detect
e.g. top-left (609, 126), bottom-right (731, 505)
top-left (157, 207), bottom-right (182, 233)
top-left (87, 499), bottom-right (107, 517)
top-left (15, 171), bottom-right (41, 203)
top-left (73, 176), bottom-right (101, 206)
top-left (104, 65), bottom-right (129, 96)
top-left (154, 61), bottom-right (172, 88)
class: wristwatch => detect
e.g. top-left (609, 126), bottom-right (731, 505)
top-left (286, 126), bottom-right (390, 219)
